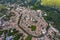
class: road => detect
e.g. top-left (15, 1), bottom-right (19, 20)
top-left (12, 9), bottom-right (60, 38)
top-left (49, 23), bottom-right (59, 33)
top-left (11, 9), bottom-right (49, 38)
top-left (17, 13), bottom-right (49, 38)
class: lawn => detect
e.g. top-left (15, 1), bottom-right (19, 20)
top-left (0, 4), bottom-right (6, 9)
top-left (0, 30), bottom-right (3, 35)
top-left (41, 0), bottom-right (60, 11)
top-left (41, 0), bottom-right (60, 7)
top-left (25, 35), bottom-right (32, 40)
top-left (30, 25), bottom-right (36, 31)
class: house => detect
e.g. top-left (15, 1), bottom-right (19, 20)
top-left (0, 37), bottom-right (2, 40)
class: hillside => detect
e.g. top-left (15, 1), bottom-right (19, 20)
top-left (41, 0), bottom-right (60, 10)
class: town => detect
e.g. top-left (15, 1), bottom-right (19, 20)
top-left (0, 0), bottom-right (60, 40)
